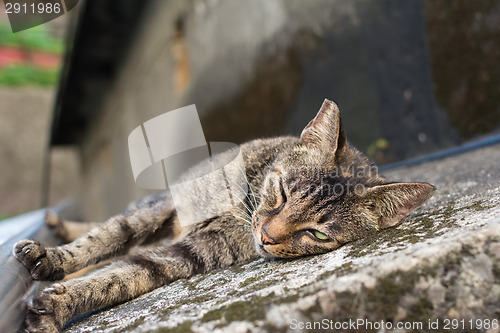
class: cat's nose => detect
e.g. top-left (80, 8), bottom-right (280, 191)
top-left (261, 228), bottom-right (278, 245)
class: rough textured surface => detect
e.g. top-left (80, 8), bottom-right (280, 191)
top-left (65, 144), bottom-right (500, 332)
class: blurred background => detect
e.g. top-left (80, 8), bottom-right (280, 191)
top-left (0, 0), bottom-right (499, 221)
top-left (0, 4), bottom-right (79, 219)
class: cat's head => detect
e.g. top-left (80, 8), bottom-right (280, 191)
top-left (252, 99), bottom-right (435, 258)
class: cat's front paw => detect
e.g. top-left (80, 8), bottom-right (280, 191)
top-left (45, 210), bottom-right (69, 241)
top-left (13, 240), bottom-right (64, 280)
top-left (24, 284), bottom-right (66, 333)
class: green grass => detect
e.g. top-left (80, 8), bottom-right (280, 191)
top-left (0, 64), bottom-right (60, 86)
top-left (0, 23), bottom-right (64, 54)
top-left (0, 22), bottom-right (63, 86)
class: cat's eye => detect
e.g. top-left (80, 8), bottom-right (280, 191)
top-left (270, 178), bottom-right (286, 210)
top-left (261, 176), bottom-right (287, 216)
top-left (313, 230), bottom-right (329, 240)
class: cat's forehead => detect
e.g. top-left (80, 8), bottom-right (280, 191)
top-left (281, 167), bottom-right (334, 182)
top-left (276, 144), bottom-right (325, 166)
top-left (274, 154), bottom-right (327, 176)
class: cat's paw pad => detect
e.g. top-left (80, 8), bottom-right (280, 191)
top-left (13, 240), bottom-right (64, 281)
top-left (24, 289), bottom-right (64, 333)
top-left (45, 210), bottom-right (69, 240)
top-left (45, 210), bottom-right (62, 228)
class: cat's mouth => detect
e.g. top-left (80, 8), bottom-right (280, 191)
top-left (254, 241), bottom-right (275, 258)
top-left (252, 214), bottom-right (293, 258)
top-left (253, 224), bottom-right (278, 257)
top-left (253, 233), bottom-right (279, 258)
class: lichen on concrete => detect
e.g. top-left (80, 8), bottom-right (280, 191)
top-left (66, 144), bottom-right (500, 333)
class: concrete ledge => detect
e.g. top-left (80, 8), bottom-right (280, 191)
top-left (60, 143), bottom-right (500, 332)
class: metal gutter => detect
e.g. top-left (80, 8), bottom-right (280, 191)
top-left (0, 200), bottom-right (76, 333)
top-left (381, 134), bottom-right (500, 171)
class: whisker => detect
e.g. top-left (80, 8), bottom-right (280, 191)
top-left (231, 207), bottom-right (252, 221)
top-left (231, 180), bottom-right (255, 211)
top-left (223, 211), bottom-right (250, 221)
top-left (233, 224), bottom-right (252, 229)
top-left (238, 167), bottom-right (259, 211)
top-left (232, 193), bottom-right (254, 216)
top-left (229, 186), bottom-right (255, 216)
top-left (223, 213), bottom-right (252, 225)
top-left (231, 178), bottom-right (256, 213)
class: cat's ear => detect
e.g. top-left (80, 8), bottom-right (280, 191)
top-left (361, 183), bottom-right (435, 229)
top-left (299, 99), bottom-right (347, 159)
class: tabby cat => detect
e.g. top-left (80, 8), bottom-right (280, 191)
top-left (14, 99), bottom-right (434, 332)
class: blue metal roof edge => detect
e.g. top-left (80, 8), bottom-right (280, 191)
top-left (381, 134), bottom-right (500, 172)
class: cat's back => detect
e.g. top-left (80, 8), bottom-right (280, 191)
top-left (125, 136), bottom-right (298, 215)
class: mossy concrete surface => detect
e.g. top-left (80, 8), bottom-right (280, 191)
top-left (66, 144), bottom-right (500, 333)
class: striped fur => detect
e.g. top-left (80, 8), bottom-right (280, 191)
top-left (14, 99), bottom-right (434, 332)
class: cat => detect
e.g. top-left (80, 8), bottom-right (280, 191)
top-left (14, 99), bottom-right (435, 332)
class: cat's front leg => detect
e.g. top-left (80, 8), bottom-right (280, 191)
top-left (14, 240), bottom-right (65, 281)
top-left (22, 243), bottom-right (200, 332)
top-left (45, 210), bottom-right (101, 243)
top-left (14, 197), bottom-right (177, 280)
top-left (22, 260), bottom-right (165, 333)
top-left (23, 220), bottom-right (255, 332)
top-left (24, 283), bottom-right (67, 332)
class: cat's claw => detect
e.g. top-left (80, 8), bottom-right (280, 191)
top-left (24, 285), bottom-right (66, 333)
top-left (13, 240), bottom-right (64, 281)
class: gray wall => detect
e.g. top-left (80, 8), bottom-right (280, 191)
top-left (76, 0), bottom-right (496, 220)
